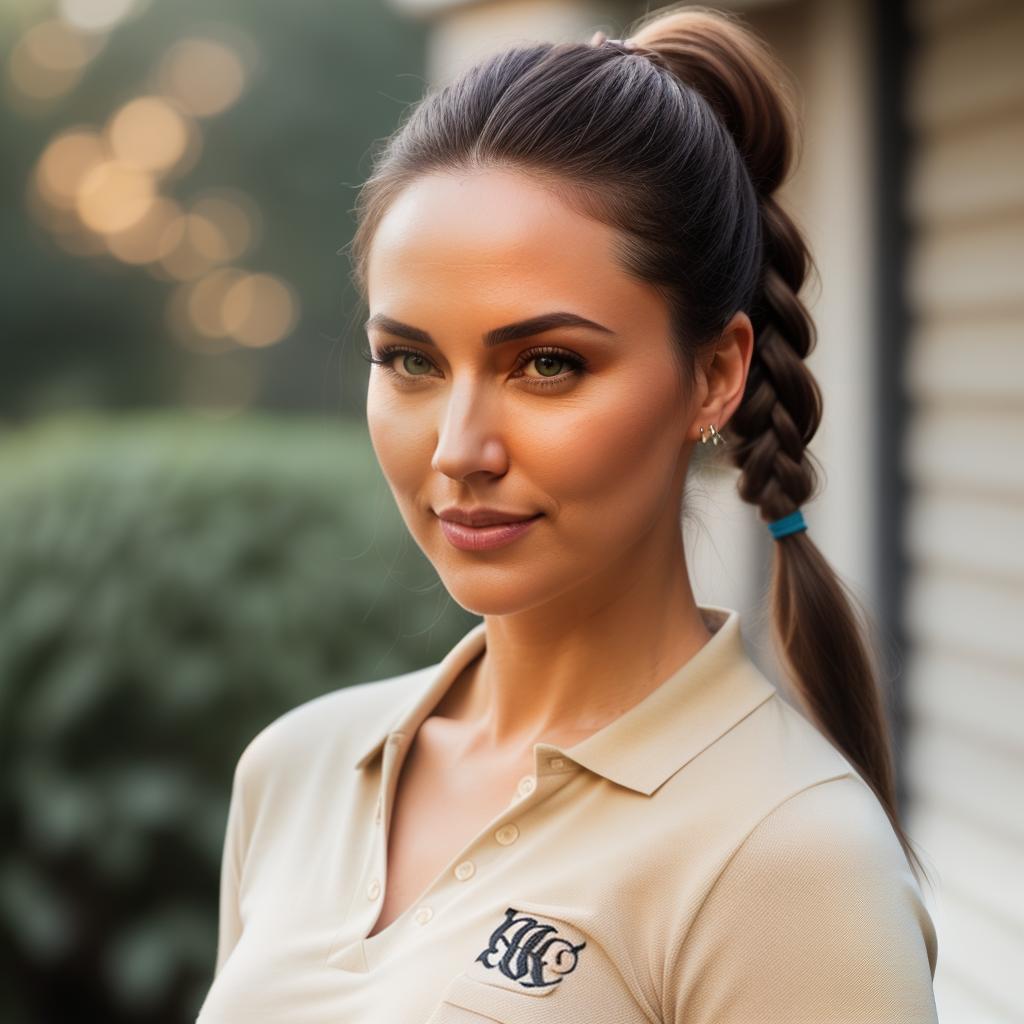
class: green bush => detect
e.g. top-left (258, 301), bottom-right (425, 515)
top-left (0, 412), bottom-right (477, 1024)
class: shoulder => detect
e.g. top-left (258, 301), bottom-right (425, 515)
top-left (700, 763), bottom-right (931, 939)
top-left (683, 775), bottom-right (937, 987)
top-left (726, 773), bottom-right (917, 889)
top-left (732, 698), bottom-right (919, 886)
top-left (665, 775), bottom-right (940, 1023)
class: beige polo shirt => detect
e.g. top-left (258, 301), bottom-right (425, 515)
top-left (197, 604), bottom-right (939, 1023)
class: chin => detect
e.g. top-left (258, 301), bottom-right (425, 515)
top-left (435, 549), bottom-right (598, 619)
top-left (434, 570), bottom-right (545, 618)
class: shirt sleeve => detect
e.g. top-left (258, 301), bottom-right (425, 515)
top-left (667, 775), bottom-right (939, 1024)
top-left (212, 746), bottom-right (253, 978)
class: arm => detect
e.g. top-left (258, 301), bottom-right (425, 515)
top-left (213, 746), bottom-right (253, 978)
top-left (667, 776), bottom-right (939, 1024)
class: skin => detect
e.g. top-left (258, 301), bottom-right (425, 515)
top-left (364, 165), bottom-right (753, 794)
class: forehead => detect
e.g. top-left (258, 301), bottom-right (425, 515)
top-left (365, 169), bottom-right (635, 313)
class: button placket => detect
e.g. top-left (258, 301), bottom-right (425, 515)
top-left (325, 765), bottom-right (392, 971)
top-left (350, 741), bottom-right (574, 955)
top-left (362, 733), bottom-right (404, 936)
top-left (512, 754), bottom-right (574, 809)
top-left (339, 729), bottom-right (573, 970)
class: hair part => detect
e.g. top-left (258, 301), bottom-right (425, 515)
top-left (347, 2), bottom-right (931, 888)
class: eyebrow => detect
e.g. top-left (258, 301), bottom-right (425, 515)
top-left (363, 311), bottom-right (615, 348)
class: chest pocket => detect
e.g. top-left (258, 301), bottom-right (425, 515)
top-left (425, 902), bottom-right (585, 1023)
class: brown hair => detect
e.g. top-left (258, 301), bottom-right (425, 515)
top-left (346, 2), bottom-right (930, 886)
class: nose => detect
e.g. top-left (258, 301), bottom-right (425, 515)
top-left (430, 377), bottom-right (509, 480)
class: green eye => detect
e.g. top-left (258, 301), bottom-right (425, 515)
top-left (402, 352), bottom-right (432, 375)
top-left (534, 355), bottom-right (564, 378)
top-left (364, 342), bottom-right (587, 391)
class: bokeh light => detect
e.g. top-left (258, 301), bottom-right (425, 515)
top-left (13, 0), bottom-right (312, 427)
top-left (190, 190), bottom-right (260, 262)
top-left (75, 160), bottom-right (156, 233)
top-left (59, 0), bottom-right (148, 34)
top-left (5, 19), bottom-right (105, 106)
top-left (23, 17), bottom-right (103, 72)
top-left (34, 128), bottom-right (107, 210)
top-left (221, 273), bottom-right (299, 348)
top-left (104, 195), bottom-right (183, 265)
top-left (156, 212), bottom-right (229, 281)
top-left (157, 37), bottom-right (247, 118)
top-left (186, 267), bottom-right (248, 338)
top-left (106, 95), bottom-right (196, 175)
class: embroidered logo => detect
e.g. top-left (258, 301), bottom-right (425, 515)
top-left (474, 907), bottom-right (586, 990)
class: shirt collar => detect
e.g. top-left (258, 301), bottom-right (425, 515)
top-left (352, 604), bottom-right (776, 795)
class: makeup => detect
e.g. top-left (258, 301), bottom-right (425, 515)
top-left (438, 514), bottom-right (543, 551)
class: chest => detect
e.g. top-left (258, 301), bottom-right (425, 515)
top-left (202, 720), bottom-right (717, 1024)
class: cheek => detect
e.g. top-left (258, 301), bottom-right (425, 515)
top-left (366, 381), bottom-right (432, 499)
top-left (526, 375), bottom-right (683, 525)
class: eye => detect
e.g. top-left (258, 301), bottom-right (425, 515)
top-left (361, 343), bottom-right (439, 380)
top-left (360, 342), bottom-right (588, 390)
top-left (514, 347), bottom-right (588, 389)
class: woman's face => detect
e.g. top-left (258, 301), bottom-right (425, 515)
top-left (364, 168), bottom-right (699, 617)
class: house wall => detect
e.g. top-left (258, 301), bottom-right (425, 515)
top-left (901, 1), bottom-right (1024, 1020)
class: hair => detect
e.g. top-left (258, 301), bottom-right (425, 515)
top-left (345, 2), bottom-right (930, 887)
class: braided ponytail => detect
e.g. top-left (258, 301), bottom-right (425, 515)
top-left (630, 5), bottom-right (930, 887)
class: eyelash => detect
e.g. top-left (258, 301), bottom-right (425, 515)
top-left (360, 343), bottom-right (589, 390)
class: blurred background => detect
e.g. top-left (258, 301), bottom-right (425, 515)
top-left (0, 0), bottom-right (1020, 1021)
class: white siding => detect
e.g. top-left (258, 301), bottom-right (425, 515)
top-left (903, 1), bottom-right (1024, 1021)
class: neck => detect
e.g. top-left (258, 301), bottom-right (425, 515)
top-left (433, 516), bottom-right (715, 755)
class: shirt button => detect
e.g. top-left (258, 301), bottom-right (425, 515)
top-left (413, 906), bottom-right (433, 925)
top-left (517, 775), bottom-right (535, 797)
top-left (366, 878), bottom-right (381, 900)
top-left (454, 860), bottom-right (475, 881)
top-left (495, 823), bottom-right (519, 846)
top-left (548, 757), bottom-right (566, 770)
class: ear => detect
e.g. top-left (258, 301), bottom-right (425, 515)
top-left (689, 311), bottom-right (754, 444)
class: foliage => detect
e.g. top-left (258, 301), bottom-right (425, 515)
top-left (0, 412), bottom-right (477, 1023)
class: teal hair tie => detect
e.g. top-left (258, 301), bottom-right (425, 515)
top-left (769, 509), bottom-right (807, 539)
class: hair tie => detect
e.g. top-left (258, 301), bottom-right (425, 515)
top-left (588, 32), bottom-right (667, 72)
top-left (591, 33), bottom-right (636, 53)
top-left (769, 509), bottom-right (807, 540)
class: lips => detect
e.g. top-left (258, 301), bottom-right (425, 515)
top-left (437, 513), bottom-right (543, 551)
top-left (436, 508), bottom-right (541, 527)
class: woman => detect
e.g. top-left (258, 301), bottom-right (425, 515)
top-left (198, 4), bottom-right (939, 1022)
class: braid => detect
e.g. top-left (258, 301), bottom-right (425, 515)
top-left (728, 195), bottom-right (824, 523)
top-left (630, 4), bottom-right (931, 887)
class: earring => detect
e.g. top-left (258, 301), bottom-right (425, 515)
top-left (700, 424), bottom-right (726, 447)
